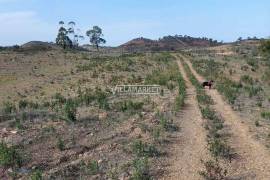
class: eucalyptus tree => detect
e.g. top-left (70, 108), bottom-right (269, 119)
top-left (56, 21), bottom-right (72, 49)
top-left (86, 26), bottom-right (106, 51)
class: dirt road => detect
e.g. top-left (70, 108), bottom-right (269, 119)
top-left (163, 59), bottom-right (209, 180)
top-left (182, 54), bottom-right (270, 179)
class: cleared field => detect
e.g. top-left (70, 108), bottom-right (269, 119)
top-left (0, 49), bottom-right (187, 179)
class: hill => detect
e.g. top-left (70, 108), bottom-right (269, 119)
top-left (120, 35), bottom-right (222, 52)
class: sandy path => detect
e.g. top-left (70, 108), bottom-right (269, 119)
top-left (182, 54), bottom-right (270, 179)
top-left (163, 59), bottom-right (209, 180)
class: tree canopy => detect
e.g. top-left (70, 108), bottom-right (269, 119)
top-left (56, 21), bottom-right (84, 49)
top-left (86, 26), bottom-right (106, 51)
top-left (56, 26), bottom-right (72, 49)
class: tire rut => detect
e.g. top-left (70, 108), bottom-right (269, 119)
top-left (181, 54), bottom-right (270, 179)
top-left (163, 59), bottom-right (209, 180)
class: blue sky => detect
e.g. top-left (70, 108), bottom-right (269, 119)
top-left (0, 0), bottom-right (269, 46)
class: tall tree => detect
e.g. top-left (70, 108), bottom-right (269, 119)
top-left (56, 23), bottom-right (72, 49)
top-left (86, 26), bottom-right (106, 51)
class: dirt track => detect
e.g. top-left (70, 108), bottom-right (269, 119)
top-left (163, 58), bottom-right (209, 180)
top-left (181, 55), bottom-right (270, 179)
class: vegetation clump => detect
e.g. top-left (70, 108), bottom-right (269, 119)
top-left (0, 142), bottom-right (22, 170)
top-left (261, 111), bottom-right (270, 120)
top-left (199, 160), bottom-right (228, 180)
top-left (131, 157), bottom-right (151, 180)
top-left (131, 140), bottom-right (158, 157)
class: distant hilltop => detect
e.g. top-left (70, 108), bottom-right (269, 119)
top-left (0, 36), bottom-right (263, 53)
top-left (119, 35), bottom-right (223, 52)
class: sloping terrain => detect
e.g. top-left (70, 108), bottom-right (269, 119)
top-left (120, 35), bottom-right (222, 52)
top-left (0, 49), bottom-right (186, 179)
top-left (1, 40), bottom-right (270, 179)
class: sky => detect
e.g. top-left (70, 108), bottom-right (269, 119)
top-left (0, 0), bottom-right (269, 46)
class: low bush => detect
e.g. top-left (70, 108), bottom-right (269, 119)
top-left (261, 111), bottom-right (270, 120)
top-left (87, 160), bottom-right (99, 175)
top-left (240, 75), bottom-right (254, 85)
top-left (2, 101), bottom-right (16, 114)
top-left (197, 91), bottom-right (213, 105)
top-left (175, 71), bottom-right (186, 111)
top-left (131, 157), bottom-right (150, 180)
top-left (18, 100), bottom-right (39, 110)
top-left (0, 142), bottom-right (22, 169)
top-left (30, 169), bottom-right (43, 180)
top-left (199, 159), bottom-right (228, 180)
top-left (157, 113), bottom-right (178, 132)
top-left (57, 137), bottom-right (65, 151)
top-left (208, 139), bottom-right (232, 159)
top-left (244, 85), bottom-right (262, 97)
top-left (131, 140), bottom-right (158, 157)
top-left (201, 106), bottom-right (216, 120)
top-left (115, 100), bottom-right (143, 114)
top-left (63, 100), bottom-right (77, 122)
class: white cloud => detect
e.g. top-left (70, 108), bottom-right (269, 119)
top-left (0, 11), bottom-right (56, 45)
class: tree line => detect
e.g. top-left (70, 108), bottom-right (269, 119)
top-left (56, 21), bottom-right (106, 51)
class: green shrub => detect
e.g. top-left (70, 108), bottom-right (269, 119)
top-left (244, 85), bottom-right (262, 97)
top-left (175, 72), bottom-right (186, 111)
top-left (87, 160), bottom-right (99, 175)
top-left (78, 88), bottom-right (109, 109)
top-left (95, 88), bottom-right (110, 110)
top-left (0, 142), bottom-right (22, 169)
top-left (261, 111), bottom-right (270, 120)
top-left (175, 95), bottom-right (184, 110)
top-left (2, 101), bottom-right (16, 114)
top-left (31, 169), bottom-right (42, 180)
top-left (131, 140), bottom-right (158, 157)
top-left (156, 113), bottom-right (178, 132)
top-left (115, 100), bottom-right (143, 113)
top-left (208, 139), bottom-right (231, 159)
top-left (53, 93), bottom-right (66, 104)
top-left (63, 100), bottom-right (77, 122)
top-left (57, 137), bottom-right (65, 151)
top-left (240, 75), bottom-right (254, 85)
top-left (18, 100), bottom-right (28, 110)
top-left (151, 126), bottom-right (162, 142)
top-left (18, 100), bottom-right (40, 110)
top-left (15, 118), bottom-right (24, 130)
top-left (201, 106), bottom-right (216, 120)
top-left (246, 58), bottom-right (258, 69)
top-left (197, 92), bottom-right (213, 105)
top-left (131, 157), bottom-right (150, 180)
